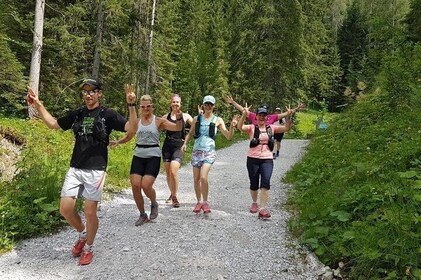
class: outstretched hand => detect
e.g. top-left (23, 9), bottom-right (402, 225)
top-left (108, 140), bottom-right (119, 149)
top-left (242, 103), bottom-right (252, 115)
top-left (197, 105), bottom-right (204, 115)
top-left (294, 103), bottom-right (306, 112)
top-left (224, 95), bottom-right (234, 104)
top-left (27, 87), bottom-right (39, 105)
top-left (124, 84), bottom-right (136, 104)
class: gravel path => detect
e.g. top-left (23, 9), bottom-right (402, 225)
top-left (0, 139), bottom-right (323, 280)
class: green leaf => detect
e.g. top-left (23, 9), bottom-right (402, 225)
top-left (330, 211), bottom-right (352, 222)
top-left (33, 197), bottom-right (47, 205)
top-left (40, 203), bottom-right (56, 213)
top-left (304, 238), bottom-right (319, 249)
top-left (398, 171), bottom-right (418, 178)
top-left (343, 231), bottom-right (355, 240)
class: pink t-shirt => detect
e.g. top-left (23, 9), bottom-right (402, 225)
top-left (248, 112), bottom-right (278, 125)
top-left (246, 125), bottom-right (274, 159)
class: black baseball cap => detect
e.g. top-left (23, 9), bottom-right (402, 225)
top-left (257, 107), bottom-right (268, 114)
top-left (80, 78), bottom-right (102, 90)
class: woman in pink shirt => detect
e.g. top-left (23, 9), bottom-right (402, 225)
top-left (237, 105), bottom-right (293, 219)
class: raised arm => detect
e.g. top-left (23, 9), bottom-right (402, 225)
top-left (273, 106), bottom-right (295, 133)
top-left (124, 84), bottom-right (138, 133)
top-left (27, 87), bottom-right (60, 129)
top-left (109, 84), bottom-right (139, 148)
top-left (224, 96), bottom-right (252, 117)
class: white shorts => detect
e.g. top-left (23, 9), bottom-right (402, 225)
top-left (61, 167), bottom-right (106, 201)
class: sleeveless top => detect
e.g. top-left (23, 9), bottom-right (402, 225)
top-left (165, 113), bottom-right (185, 140)
top-left (192, 115), bottom-right (218, 152)
top-left (134, 115), bottom-right (161, 158)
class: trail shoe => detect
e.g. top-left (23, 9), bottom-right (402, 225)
top-left (165, 195), bottom-right (172, 203)
top-left (171, 195), bottom-right (180, 208)
top-left (249, 202), bottom-right (259, 214)
top-left (150, 202), bottom-right (159, 220)
top-left (258, 209), bottom-right (271, 219)
top-left (202, 202), bottom-right (211, 214)
top-left (72, 238), bottom-right (87, 257)
top-left (79, 250), bottom-right (94, 265)
top-left (135, 212), bottom-right (149, 226)
top-left (276, 151), bottom-right (279, 157)
top-left (193, 202), bottom-right (202, 213)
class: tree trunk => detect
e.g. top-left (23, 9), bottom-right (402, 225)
top-left (92, 0), bottom-right (104, 80)
top-left (145, 0), bottom-right (157, 95)
top-left (28, 0), bottom-right (45, 119)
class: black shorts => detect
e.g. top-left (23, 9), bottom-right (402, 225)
top-left (130, 156), bottom-right (161, 178)
top-left (162, 138), bottom-right (184, 163)
top-left (274, 133), bottom-right (284, 142)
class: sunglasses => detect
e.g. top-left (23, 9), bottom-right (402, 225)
top-left (81, 90), bottom-right (98, 96)
top-left (140, 104), bottom-right (153, 109)
top-left (204, 102), bottom-right (214, 106)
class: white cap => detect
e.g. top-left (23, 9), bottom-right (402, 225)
top-left (203, 95), bottom-right (216, 104)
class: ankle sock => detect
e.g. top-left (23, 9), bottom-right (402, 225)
top-left (85, 244), bottom-right (93, 252)
top-left (79, 227), bottom-right (87, 239)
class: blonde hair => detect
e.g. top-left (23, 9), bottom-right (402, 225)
top-left (140, 94), bottom-right (153, 103)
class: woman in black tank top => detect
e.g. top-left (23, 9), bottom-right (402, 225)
top-left (161, 95), bottom-right (193, 207)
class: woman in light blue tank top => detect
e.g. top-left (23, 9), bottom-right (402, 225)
top-left (113, 94), bottom-right (183, 226)
top-left (181, 95), bottom-right (239, 214)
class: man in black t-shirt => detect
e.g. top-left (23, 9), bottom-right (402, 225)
top-left (27, 79), bottom-right (137, 265)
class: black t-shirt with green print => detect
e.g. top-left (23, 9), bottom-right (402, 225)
top-left (57, 106), bottom-right (127, 170)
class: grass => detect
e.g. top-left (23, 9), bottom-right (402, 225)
top-left (284, 91), bottom-right (421, 279)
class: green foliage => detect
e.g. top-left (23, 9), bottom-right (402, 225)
top-left (0, 31), bottom-right (27, 117)
top-left (285, 50), bottom-right (421, 278)
top-left (0, 117), bottom-right (132, 250)
top-left (405, 0), bottom-right (421, 43)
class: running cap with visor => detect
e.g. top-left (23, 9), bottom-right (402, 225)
top-left (257, 107), bottom-right (268, 114)
top-left (275, 107), bottom-right (281, 111)
top-left (80, 78), bottom-right (102, 90)
top-left (203, 95), bottom-right (216, 104)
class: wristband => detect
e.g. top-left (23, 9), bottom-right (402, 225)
top-left (128, 103), bottom-right (136, 107)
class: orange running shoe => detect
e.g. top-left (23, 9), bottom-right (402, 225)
top-left (79, 250), bottom-right (93, 265)
top-left (71, 239), bottom-right (86, 257)
top-left (202, 202), bottom-right (211, 214)
top-left (172, 196), bottom-right (180, 208)
top-left (192, 202), bottom-right (202, 213)
top-left (258, 209), bottom-right (271, 219)
top-left (249, 202), bottom-right (259, 213)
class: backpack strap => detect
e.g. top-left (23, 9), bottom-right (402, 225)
top-left (194, 114), bottom-right (201, 139)
top-left (253, 125), bottom-right (260, 139)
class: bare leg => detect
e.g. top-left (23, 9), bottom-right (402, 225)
top-left (141, 175), bottom-right (157, 203)
top-left (193, 167), bottom-right (202, 201)
top-left (199, 163), bottom-right (212, 202)
top-left (131, 174), bottom-right (145, 212)
top-left (164, 162), bottom-right (172, 196)
top-left (60, 196), bottom-right (84, 232)
top-left (250, 189), bottom-right (258, 203)
top-left (83, 200), bottom-right (99, 246)
top-left (169, 160), bottom-right (181, 196)
top-left (259, 188), bottom-right (269, 208)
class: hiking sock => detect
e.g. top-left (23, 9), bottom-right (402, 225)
top-left (84, 244), bottom-right (93, 252)
top-left (79, 227), bottom-right (87, 240)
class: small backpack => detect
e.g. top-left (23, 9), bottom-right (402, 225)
top-left (194, 114), bottom-right (217, 140)
top-left (249, 125), bottom-right (275, 151)
top-left (72, 107), bottom-right (108, 144)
